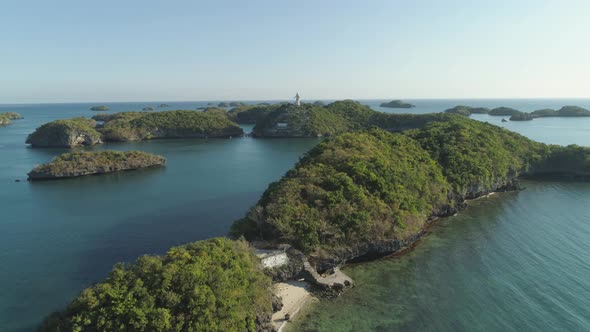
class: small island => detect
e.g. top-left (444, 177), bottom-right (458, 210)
top-left (158, 103), bottom-right (170, 108)
top-left (229, 101), bottom-right (247, 107)
top-left (28, 150), bottom-right (166, 180)
top-left (26, 118), bottom-right (102, 147)
top-left (218, 102), bottom-right (230, 107)
top-left (488, 107), bottom-right (521, 116)
top-left (379, 100), bottom-right (415, 108)
top-left (444, 105), bottom-right (490, 116)
top-left (509, 112), bottom-right (535, 121)
top-left (100, 110), bottom-right (244, 141)
top-left (89, 105), bottom-right (110, 111)
top-left (142, 106), bottom-right (155, 111)
top-left (0, 112), bottom-right (24, 126)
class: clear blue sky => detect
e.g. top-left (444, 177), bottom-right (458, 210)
top-left (2, 0), bottom-right (590, 103)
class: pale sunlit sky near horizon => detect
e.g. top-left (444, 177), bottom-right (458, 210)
top-left (2, 0), bottom-right (590, 103)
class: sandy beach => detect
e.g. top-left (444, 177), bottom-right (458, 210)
top-left (272, 280), bottom-right (315, 332)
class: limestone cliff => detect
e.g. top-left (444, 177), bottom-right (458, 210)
top-left (26, 118), bottom-right (102, 148)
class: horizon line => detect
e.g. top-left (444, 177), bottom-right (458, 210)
top-left (3, 96), bottom-right (590, 106)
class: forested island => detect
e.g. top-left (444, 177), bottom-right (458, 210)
top-left (379, 100), bottom-right (415, 108)
top-left (26, 110), bottom-right (244, 147)
top-left (40, 238), bottom-right (273, 331)
top-left (26, 118), bottom-right (103, 147)
top-left (28, 151), bottom-right (166, 180)
top-left (0, 112), bottom-right (24, 126)
top-left (99, 110), bottom-right (243, 141)
top-left (40, 107), bottom-right (590, 331)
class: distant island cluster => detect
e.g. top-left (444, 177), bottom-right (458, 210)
top-left (444, 105), bottom-right (590, 121)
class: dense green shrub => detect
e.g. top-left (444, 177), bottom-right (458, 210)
top-left (100, 110), bottom-right (242, 141)
top-left (26, 118), bottom-right (102, 147)
top-left (40, 238), bottom-right (272, 332)
top-left (379, 100), bottom-right (415, 108)
top-left (405, 118), bottom-right (547, 193)
top-left (233, 128), bottom-right (450, 253)
top-left (28, 151), bottom-right (166, 179)
top-left (233, 116), bottom-right (575, 256)
top-left (489, 107), bottom-right (521, 116)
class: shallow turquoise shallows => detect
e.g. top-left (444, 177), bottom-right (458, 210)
top-left (1, 99), bottom-right (589, 331)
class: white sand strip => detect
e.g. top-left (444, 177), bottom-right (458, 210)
top-left (272, 280), bottom-right (314, 332)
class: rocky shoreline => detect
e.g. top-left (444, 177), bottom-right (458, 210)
top-left (26, 110), bottom-right (243, 148)
top-left (264, 180), bottom-right (522, 331)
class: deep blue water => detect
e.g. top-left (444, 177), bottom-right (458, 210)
top-left (0, 99), bottom-right (589, 331)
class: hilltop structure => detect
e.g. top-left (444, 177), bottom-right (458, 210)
top-left (294, 93), bottom-right (301, 106)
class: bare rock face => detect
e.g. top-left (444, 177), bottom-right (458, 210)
top-left (26, 118), bottom-right (103, 148)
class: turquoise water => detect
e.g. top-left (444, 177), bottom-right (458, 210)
top-left (0, 99), bottom-right (589, 331)
top-left (291, 181), bottom-right (590, 332)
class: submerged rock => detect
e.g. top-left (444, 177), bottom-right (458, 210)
top-left (28, 150), bottom-right (166, 180)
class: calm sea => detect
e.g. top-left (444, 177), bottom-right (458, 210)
top-left (0, 99), bottom-right (589, 331)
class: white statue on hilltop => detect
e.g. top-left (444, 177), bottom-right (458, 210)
top-left (294, 93), bottom-right (301, 107)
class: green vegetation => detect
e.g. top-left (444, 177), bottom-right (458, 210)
top-left (444, 106), bottom-right (471, 116)
top-left (548, 106), bottom-right (590, 117)
top-left (530, 109), bottom-right (556, 117)
top-left (99, 110), bottom-right (243, 141)
top-left (26, 118), bottom-right (102, 147)
top-left (227, 105), bottom-right (276, 124)
top-left (202, 107), bottom-right (229, 116)
top-left (367, 111), bottom-right (454, 132)
top-left (444, 106), bottom-right (490, 116)
top-left (233, 128), bottom-right (450, 253)
top-left (444, 105), bottom-right (590, 120)
top-left (510, 113), bottom-right (535, 121)
top-left (404, 119), bottom-right (546, 193)
top-left (91, 112), bottom-right (144, 123)
top-left (529, 144), bottom-right (590, 178)
top-left (1, 112), bottom-right (24, 119)
top-left (313, 101), bottom-right (325, 106)
top-left (90, 105), bottom-right (110, 111)
top-left (28, 150), bottom-right (166, 180)
top-left (229, 101), bottom-right (247, 107)
top-left (0, 114), bottom-right (9, 126)
top-left (379, 100), bottom-right (415, 108)
top-left (0, 112), bottom-right (24, 126)
top-left (489, 107), bottom-right (521, 116)
top-left (40, 238), bottom-right (273, 332)
top-left (233, 116), bottom-right (578, 258)
top-left (252, 100), bottom-right (460, 137)
top-left (218, 102), bottom-right (230, 107)
top-left (252, 100), bottom-right (375, 137)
